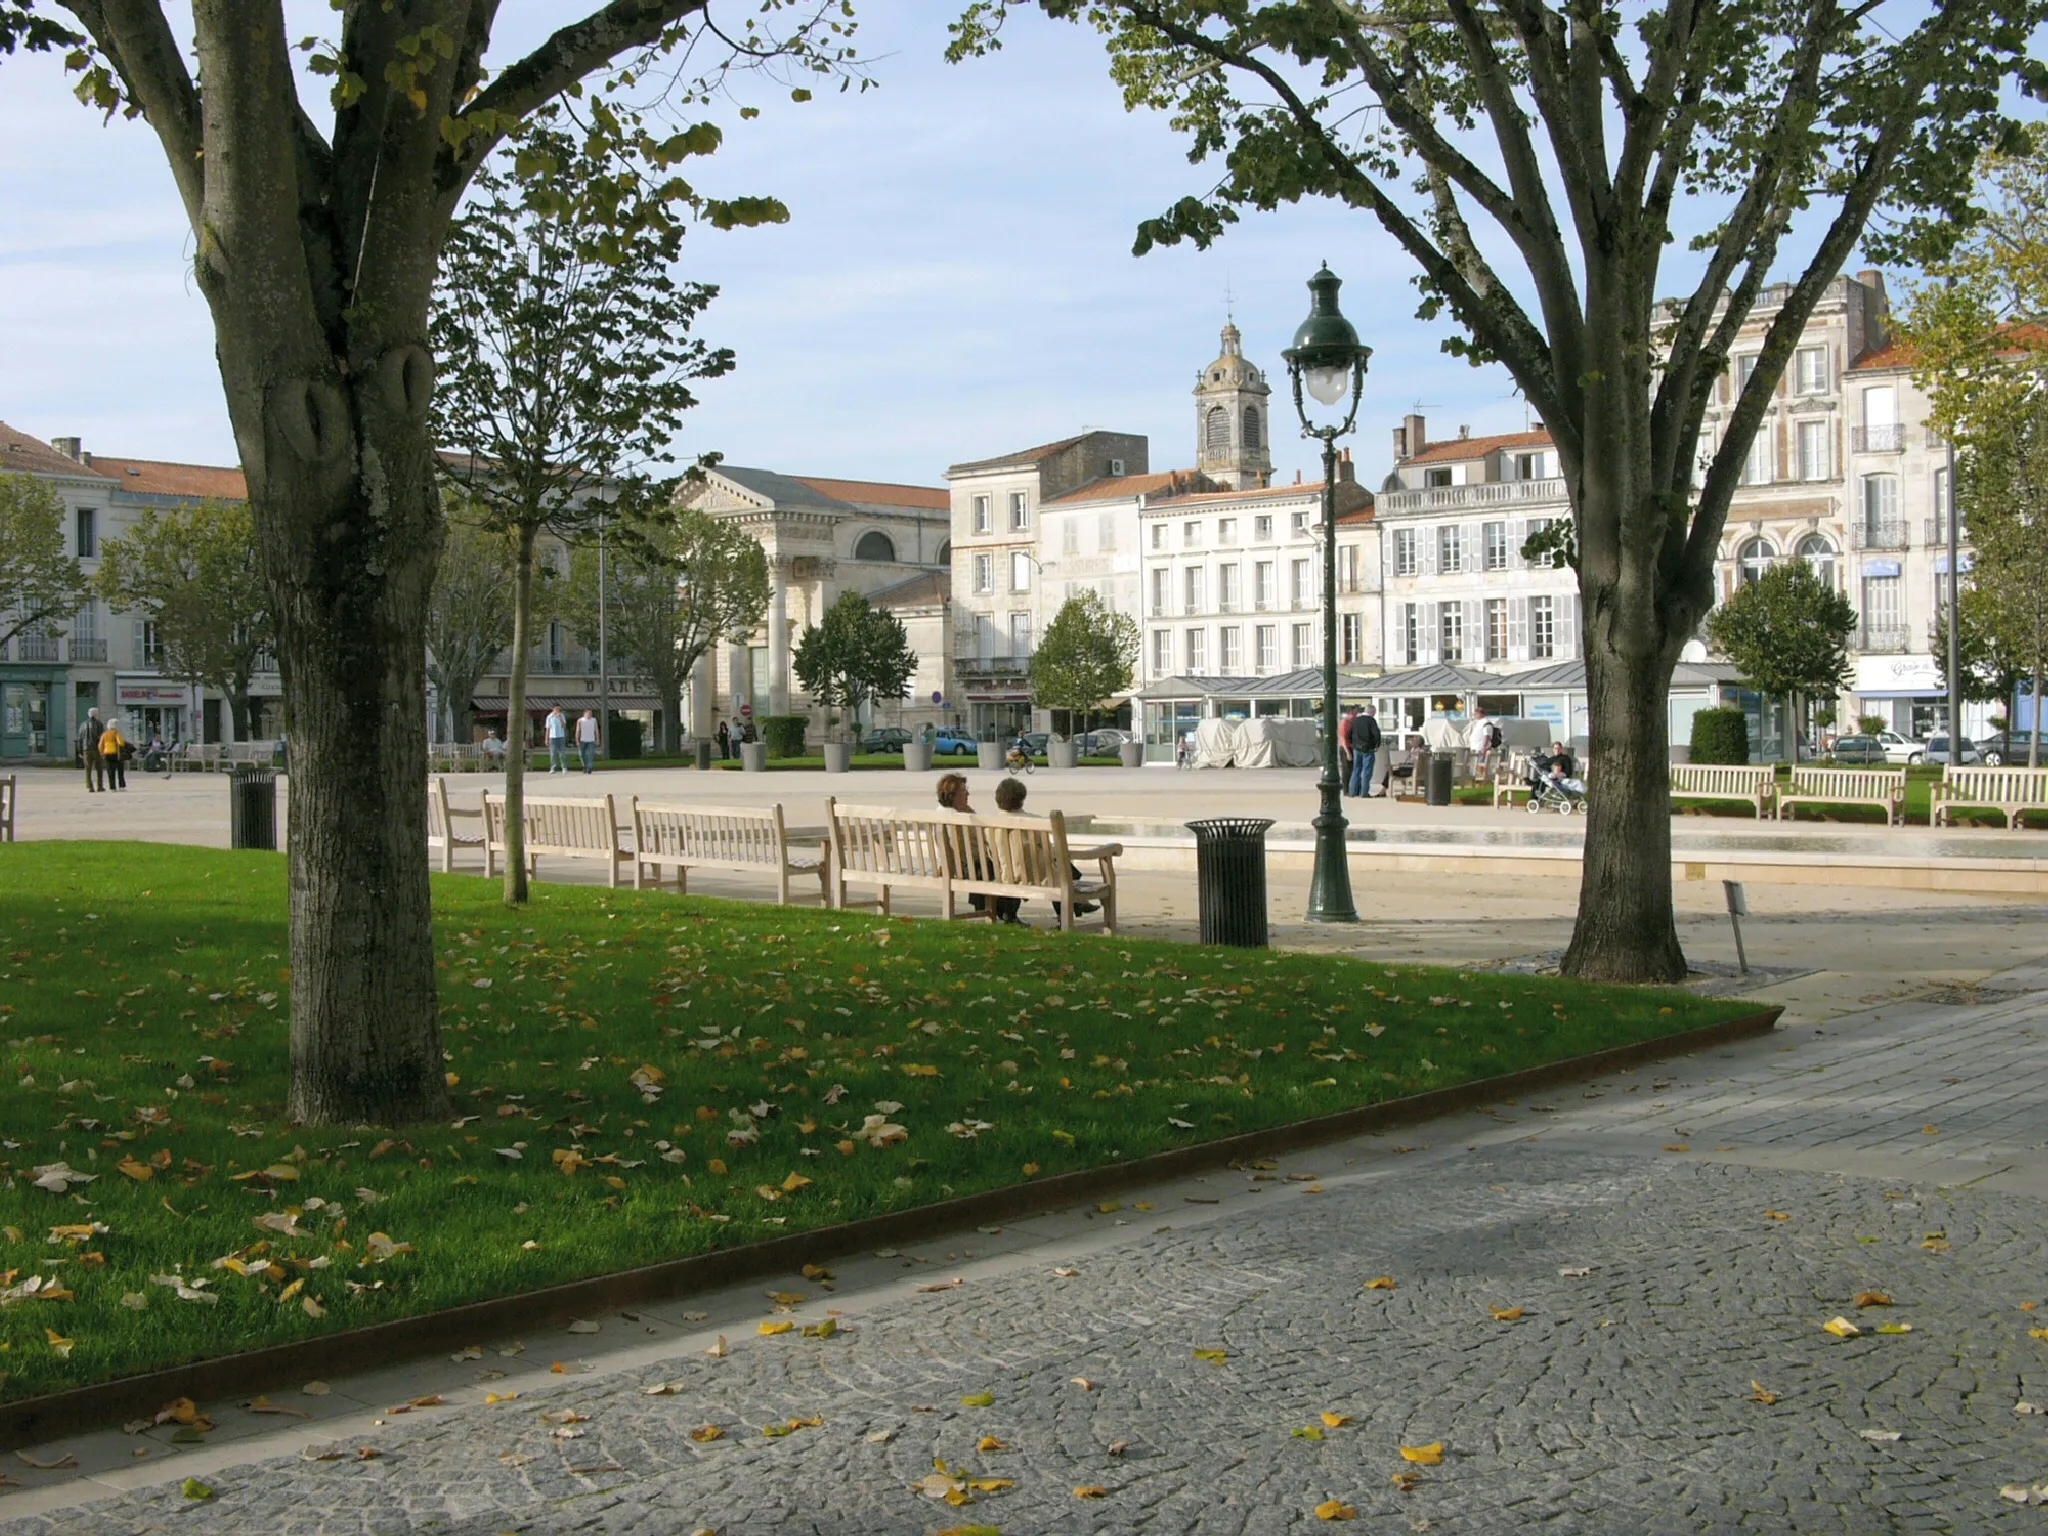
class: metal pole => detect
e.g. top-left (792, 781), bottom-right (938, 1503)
top-left (1946, 439), bottom-right (1960, 747)
top-left (1307, 436), bottom-right (1358, 922)
top-left (597, 511), bottom-right (609, 759)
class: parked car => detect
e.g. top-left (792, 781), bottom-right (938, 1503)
top-left (1925, 733), bottom-right (1979, 765)
top-left (1078, 728), bottom-right (1132, 756)
top-left (1828, 734), bottom-right (1887, 765)
top-left (1874, 730), bottom-right (1927, 765)
top-left (933, 729), bottom-right (978, 756)
top-left (1976, 731), bottom-right (2043, 767)
top-left (1014, 731), bottom-right (1050, 757)
top-left (859, 727), bottom-right (913, 754)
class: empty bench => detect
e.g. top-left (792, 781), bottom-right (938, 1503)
top-left (1669, 763), bottom-right (1777, 818)
top-left (1776, 766), bottom-right (1907, 825)
top-left (1492, 750), bottom-right (1537, 808)
top-left (482, 791), bottom-right (631, 886)
top-left (825, 797), bottom-right (1122, 933)
top-left (428, 777), bottom-right (487, 872)
top-left (0, 774), bottom-right (14, 841)
top-left (631, 802), bottom-right (824, 905)
top-left (1929, 765), bottom-right (2048, 828)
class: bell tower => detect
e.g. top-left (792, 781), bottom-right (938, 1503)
top-left (1193, 321), bottom-right (1274, 490)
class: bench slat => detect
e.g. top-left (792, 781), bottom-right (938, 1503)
top-left (1931, 765), bottom-right (2048, 828)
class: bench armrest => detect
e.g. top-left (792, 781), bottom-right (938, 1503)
top-left (1069, 842), bottom-right (1124, 860)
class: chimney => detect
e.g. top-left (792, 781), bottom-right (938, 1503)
top-left (1337, 447), bottom-right (1355, 484)
top-left (51, 436), bottom-right (82, 461)
top-left (1458, 424), bottom-right (1471, 440)
top-left (1294, 469), bottom-right (1302, 485)
top-left (1399, 413), bottom-right (1425, 461)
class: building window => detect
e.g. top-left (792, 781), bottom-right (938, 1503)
top-left (973, 554), bottom-right (994, 594)
top-left (1483, 521), bottom-right (1508, 571)
top-left (1242, 406), bottom-right (1262, 451)
top-left (1797, 420), bottom-right (1830, 481)
top-left (1097, 513), bottom-right (1115, 552)
top-left (1186, 627), bottom-right (1207, 671)
top-left (1218, 517), bottom-right (1238, 544)
top-left (1009, 491), bottom-right (1031, 531)
top-left (1184, 519), bottom-right (1201, 547)
top-left (1393, 528), bottom-right (1418, 577)
top-left (1530, 596), bottom-right (1556, 660)
top-left (1861, 574), bottom-right (1902, 646)
top-left (1254, 515), bottom-right (1273, 542)
top-left (1255, 560), bottom-right (1276, 610)
top-left (972, 495), bottom-right (992, 534)
top-left (1061, 518), bottom-right (1079, 556)
top-left (1290, 558), bottom-right (1312, 608)
top-left (1291, 622), bottom-right (1313, 668)
top-left (1256, 624), bottom-right (1278, 672)
top-left (1339, 613), bottom-right (1364, 665)
top-left (1151, 629), bottom-right (1171, 675)
top-left (1150, 522), bottom-right (1165, 551)
top-left (1150, 568), bottom-right (1169, 616)
top-left (1437, 524), bottom-right (1465, 574)
top-left (1219, 626), bottom-right (1242, 670)
top-left (1339, 542), bottom-right (1362, 593)
top-left (1794, 345), bottom-right (1829, 395)
top-left (1861, 473), bottom-right (1899, 536)
top-left (1485, 598), bottom-right (1507, 662)
top-left (1010, 551), bottom-right (1032, 591)
top-left (1738, 537), bottom-right (1776, 585)
top-left (1735, 353), bottom-right (1760, 393)
top-left (1438, 604), bottom-right (1463, 663)
top-left (1205, 406), bottom-right (1230, 452)
top-left (1185, 566), bottom-right (1208, 614)
top-left (1425, 467), bottom-right (1453, 488)
top-left (134, 618), bottom-right (164, 670)
top-left (1740, 429), bottom-right (1771, 486)
top-left (1009, 612), bottom-right (1032, 657)
top-left (854, 530), bottom-right (896, 562)
top-left (1218, 564), bottom-right (1240, 613)
top-left (1400, 604), bottom-right (1419, 665)
top-left (1514, 452), bottom-right (1543, 480)
top-left (75, 507), bottom-right (97, 559)
top-left (1796, 533), bottom-right (1837, 589)
top-left (1291, 510), bottom-right (1309, 534)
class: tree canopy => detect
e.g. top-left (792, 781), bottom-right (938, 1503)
top-left (793, 590), bottom-right (917, 736)
top-left (1705, 561), bottom-right (1854, 760)
top-left (1030, 589), bottom-right (1138, 728)
top-left (0, 473), bottom-right (88, 651)
top-left (424, 511), bottom-right (520, 745)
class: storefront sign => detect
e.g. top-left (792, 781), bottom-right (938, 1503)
top-left (117, 683), bottom-right (191, 705)
top-left (1861, 559), bottom-right (1903, 578)
top-left (1933, 553), bottom-right (1975, 575)
top-left (1854, 654), bottom-right (1942, 693)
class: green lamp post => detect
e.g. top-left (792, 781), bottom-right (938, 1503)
top-left (1281, 264), bottom-right (1371, 924)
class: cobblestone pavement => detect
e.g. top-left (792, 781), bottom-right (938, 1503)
top-left (6, 969), bottom-right (2048, 1534)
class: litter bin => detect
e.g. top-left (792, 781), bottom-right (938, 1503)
top-left (695, 739), bottom-right (713, 771)
top-left (1186, 817), bottom-right (1273, 948)
top-left (229, 766), bottom-right (278, 851)
top-left (1425, 750), bottom-right (1453, 806)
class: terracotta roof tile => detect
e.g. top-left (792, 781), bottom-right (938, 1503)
top-left (790, 476), bottom-right (948, 511)
top-left (946, 434), bottom-right (1089, 476)
top-left (1044, 470), bottom-right (1218, 505)
top-left (90, 456), bottom-right (247, 501)
top-left (0, 421), bottom-right (116, 480)
top-left (1401, 429), bottom-right (1553, 466)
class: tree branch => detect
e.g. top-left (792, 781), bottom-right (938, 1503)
top-left (61, 0), bottom-right (204, 227)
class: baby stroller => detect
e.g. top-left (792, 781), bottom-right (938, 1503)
top-left (1526, 767), bottom-right (1586, 815)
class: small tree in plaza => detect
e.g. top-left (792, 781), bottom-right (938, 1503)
top-left (793, 591), bottom-right (917, 741)
top-left (97, 498), bottom-right (274, 741)
top-left (424, 512), bottom-right (520, 746)
top-left (1030, 590), bottom-right (1138, 738)
top-left (0, 473), bottom-right (89, 652)
top-left (560, 503), bottom-right (770, 756)
top-left (1705, 562), bottom-right (1856, 765)
top-left (1957, 405), bottom-right (2048, 767)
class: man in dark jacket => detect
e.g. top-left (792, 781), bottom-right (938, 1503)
top-left (1346, 704), bottom-right (1382, 797)
top-left (78, 708), bottom-right (104, 792)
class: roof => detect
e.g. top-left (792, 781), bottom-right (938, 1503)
top-left (711, 465), bottom-right (856, 514)
top-left (0, 422), bottom-right (115, 480)
top-left (90, 456), bottom-right (247, 501)
top-left (1139, 667), bottom-right (1339, 699)
top-left (1402, 430), bottom-right (1553, 467)
top-left (946, 434), bottom-right (1089, 477)
top-left (1169, 480), bottom-right (1372, 508)
top-left (1369, 663), bottom-right (1511, 692)
top-left (791, 476), bottom-right (948, 512)
top-left (1045, 470), bottom-right (1215, 506)
top-left (865, 570), bottom-right (950, 609)
top-left (1849, 321), bottom-right (2048, 374)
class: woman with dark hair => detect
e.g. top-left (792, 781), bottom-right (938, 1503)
top-left (935, 774), bottom-right (1016, 922)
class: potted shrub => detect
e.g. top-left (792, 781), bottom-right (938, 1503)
top-left (1029, 592), bottom-right (1138, 773)
top-left (794, 592), bottom-right (917, 777)
top-left (976, 723), bottom-right (1005, 771)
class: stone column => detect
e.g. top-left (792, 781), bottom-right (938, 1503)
top-left (691, 653), bottom-right (714, 739)
top-left (767, 570), bottom-right (791, 716)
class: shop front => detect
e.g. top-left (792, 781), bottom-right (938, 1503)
top-left (117, 678), bottom-right (194, 746)
top-left (1, 670), bottom-right (66, 761)
top-left (1854, 653), bottom-right (1956, 741)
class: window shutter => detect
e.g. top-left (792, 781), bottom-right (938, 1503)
top-left (1417, 602), bottom-right (1436, 662)
top-left (1508, 597), bottom-right (1529, 658)
top-left (1556, 592), bottom-right (1579, 659)
top-left (1464, 601), bottom-right (1483, 663)
top-left (1421, 532), bottom-right (1437, 576)
top-left (1506, 520), bottom-right (1523, 569)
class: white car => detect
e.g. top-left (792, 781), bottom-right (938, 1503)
top-left (1874, 731), bottom-right (1926, 765)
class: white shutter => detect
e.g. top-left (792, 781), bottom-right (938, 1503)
top-left (1508, 597), bottom-right (1529, 660)
top-left (1421, 532), bottom-right (1437, 576)
top-left (1419, 602), bottom-right (1438, 662)
top-left (1556, 592), bottom-right (1579, 659)
top-left (1507, 520), bottom-right (1524, 569)
top-left (1463, 601), bottom-right (1483, 665)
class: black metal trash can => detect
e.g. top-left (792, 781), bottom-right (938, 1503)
top-left (1425, 751), bottom-right (1454, 806)
top-left (229, 766), bottom-right (278, 851)
top-left (1187, 817), bottom-right (1274, 947)
top-left (695, 739), bottom-right (713, 771)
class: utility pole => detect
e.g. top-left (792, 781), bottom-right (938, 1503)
top-left (597, 505), bottom-right (610, 760)
top-left (1947, 439), bottom-right (1961, 746)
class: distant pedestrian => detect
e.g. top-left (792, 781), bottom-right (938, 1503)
top-left (78, 707), bottom-right (104, 792)
top-left (715, 720), bottom-right (732, 760)
top-left (98, 718), bottom-right (129, 791)
top-left (546, 705), bottom-right (568, 774)
top-left (1466, 707), bottom-right (1502, 768)
top-left (1338, 705), bottom-right (1356, 786)
top-left (577, 709), bottom-right (599, 774)
top-left (1347, 703), bottom-right (1382, 798)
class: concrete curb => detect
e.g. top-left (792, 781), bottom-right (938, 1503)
top-left (0, 1004), bottom-right (1779, 1450)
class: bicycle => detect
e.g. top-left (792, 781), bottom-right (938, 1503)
top-left (1004, 745), bottom-right (1035, 775)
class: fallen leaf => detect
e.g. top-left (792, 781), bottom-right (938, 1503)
top-left (1765, 1210), bottom-right (1790, 1221)
top-left (1860, 1429), bottom-right (1902, 1443)
top-left (2030, 1327), bottom-right (2048, 1341)
top-left (1390, 1471), bottom-right (1421, 1491)
top-left (116, 1157), bottom-right (153, 1182)
top-left (1749, 1381), bottom-right (1778, 1404)
top-left (1489, 1306), bottom-right (1524, 1322)
top-left (690, 1425), bottom-right (724, 1443)
top-left (1071, 1376), bottom-right (1095, 1391)
top-left (960, 1392), bottom-right (994, 1407)
top-left (1399, 1442), bottom-right (1444, 1465)
top-left (567, 1319), bottom-right (601, 1335)
top-left (918, 1278), bottom-right (963, 1293)
top-left (1663, 1144), bottom-right (1690, 1153)
top-left (44, 1328), bottom-right (73, 1358)
top-left (181, 1478), bottom-right (213, 1501)
top-left (1557, 1266), bottom-right (1592, 1278)
top-left (802, 1318), bottom-right (838, 1339)
top-left (1822, 1316), bottom-right (1861, 1338)
top-left (1853, 1291), bottom-right (1892, 1308)
top-left (758, 1321), bottom-right (793, 1336)
top-left (243, 1395), bottom-right (310, 1419)
top-left (486, 1391), bottom-right (519, 1404)
top-left (706, 1335), bottom-right (729, 1358)
top-left (1315, 1500), bottom-right (1358, 1521)
top-left (978, 1435), bottom-right (1008, 1452)
top-left (302, 1381), bottom-right (332, 1396)
top-left (1321, 1412), bottom-right (1352, 1428)
top-left (1293, 1425), bottom-right (1324, 1440)
top-left (1876, 1323), bottom-right (1914, 1335)
top-left (1364, 1276), bottom-right (1396, 1291)
top-left (1194, 1348), bottom-right (1228, 1365)
top-left (1074, 1485), bottom-right (1108, 1499)
top-left (16, 1450), bottom-right (76, 1470)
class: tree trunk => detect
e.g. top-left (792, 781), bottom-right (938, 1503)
top-left (451, 694), bottom-right (473, 747)
top-left (1788, 693), bottom-right (1800, 766)
top-left (1560, 636), bottom-right (1689, 984)
top-left (2031, 651), bottom-right (2043, 770)
top-left (504, 532), bottom-right (537, 903)
top-left (229, 689), bottom-right (253, 744)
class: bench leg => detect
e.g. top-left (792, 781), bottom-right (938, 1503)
top-left (777, 866), bottom-right (790, 906)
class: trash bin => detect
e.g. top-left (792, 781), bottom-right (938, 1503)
top-left (1425, 750), bottom-right (1453, 805)
top-left (1186, 817), bottom-right (1274, 948)
top-left (695, 739), bottom-right (713, 771)
top-left (229, 766), bottom-right (278, 851)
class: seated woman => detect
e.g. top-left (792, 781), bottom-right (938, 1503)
top-left (1528, 742), bottom-right (1585, 795)
top-left (936, 773), bottom-right (1019, 923)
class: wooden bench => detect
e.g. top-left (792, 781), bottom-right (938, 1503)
top-left (1777, 766), bottom-right (1907, 825)
top-left (631, 802), bottom-right (824, 905)
top-left (483, 791), bottom-right (631, 886)
top-left (825, 798), bottom-right (1121, 933)
top-left (428, 777), bottom-right (487, 873)
top-left (1492, 750), bottom-right (1538, 808)
top-left (1929, 765), bottom-right (2048, 828)
top-left (0, 774), bottom-right (15, 842)
top-left (175, 744), bottom-right (220, 773)
top-left (1669, 763), bottom-right (1777, 818)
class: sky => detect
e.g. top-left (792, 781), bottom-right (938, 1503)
top-left (0, 1), bottom-right (1877, 495)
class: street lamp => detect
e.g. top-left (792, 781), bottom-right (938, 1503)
top-left (1282, 264), bottom-right (1371, 924)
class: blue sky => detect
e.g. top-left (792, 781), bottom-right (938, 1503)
top-left (0, 2), bottom-right (1869, 492)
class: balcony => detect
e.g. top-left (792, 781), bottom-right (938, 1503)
top-left (1851, 520), bottom-right (1909, 551)
top-left (68, 638), bottom-right (107, 663)
top-left (1851, 424), bottom-right (1906, 453)
top-left (1859, 625), bottom-right (1912, 653)
top-left (15, 635), bottom-right (60, 662)
top-left (1923, 519), bottom-right (1970, 547)
top-left (953, 652), bottom-right (1030, 678)
top-left (1378, 476), bottom-right (1566, 514)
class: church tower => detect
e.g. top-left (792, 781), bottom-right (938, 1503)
top-left (1193, 321), bottom-right (1274, 490)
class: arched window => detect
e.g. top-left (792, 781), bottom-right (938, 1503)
top-left (1737, 537), bottom-right (1776, 586)
top-left (1795, 533), bottom-right (1836, 589)
top-left (935, 540), bottom-right (951, 566)
top-left (854, 530), bottom-right (896, 563)
top-left (1204, 405), bottom-right (1230, 451)
top-left (1242, 406), bottom-right (1262, 451)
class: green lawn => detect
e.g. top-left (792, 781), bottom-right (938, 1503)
top-left (0, 842), bottom-right (1747, 1396)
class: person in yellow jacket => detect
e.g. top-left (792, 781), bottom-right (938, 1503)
top-left (97, 719), bottom-right (129, 792)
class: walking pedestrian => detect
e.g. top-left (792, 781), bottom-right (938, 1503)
top-left (715, 720), bottom-right (731, 760)
top-left (546, 705), bottom-right (569, 774)
top-left (1347, 703), bottom-right (1382, 798)
top-left (1338, 705), bottom-right (1356, 789)
top-left (577, 708), bottom-right (599, 774)
top-left (78, 707), bottom-right (104, 792)
top-left (98, 716), bottom-right (129, 791)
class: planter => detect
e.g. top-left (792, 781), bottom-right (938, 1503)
top-left (902, 740), bottom-right (933, 773)
top-left (977, 742), bottom-right (1005, 771)
top-left (739, 742), bottom-right (768, 773)
top-left (1119, 740), bottom-right (1145, 768)
top-left (822, 742), bottom-right (855, 774)
top-left (1047, 738), bottom-right (1080, 769)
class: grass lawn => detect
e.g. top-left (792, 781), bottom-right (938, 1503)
top-left (0, 841), bottom-right (1748, 1397)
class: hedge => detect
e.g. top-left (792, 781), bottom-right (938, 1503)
top-left (1689, 707), bottom-right (1751, 765)
top-left (761, 714), bottom-right (809, 759)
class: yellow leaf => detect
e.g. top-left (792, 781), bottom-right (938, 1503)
top-left (977, 1435), bottom-right (1008, 1452)
top-left (1315, 1500), bottom-right (1358, 1521)
top-left (1097, 1202), bottom-right (1121, 1214)
top-left (45, 1328), bottom-right (73, 1358)
top-left (263, 1163), bottom-right (300, 1181)
top-left (1293, 1425), bottom-right (1324, 1440)
top-left (1765, 1210), bottom-right (1790, 1221)
top-left (1074, 1485), bottom-right (1108, 1499)
top-left (1854, 1291), bottom-right (1892, 1308)
top-left (1822, 1316), bottom-right (1861, 1338)
top-left (181, 1478), bottom-right (214, 1501)
top-left (836, 1140), bottom-right (856, 1157)
top-left (1749, 1381), bottom-right (1778, 1404)
top-left (302, 1295), bottom-right (326, 1318)
top-left (1489, 1306), bottom-right (1523, 1321)
top-left (802, 1317), bottom-right (837, 1339)
top-left (960, 1392), bottom-right (994, 1407)
top-left (690, 1424), bottom-right (724, 1442)
top-left (802, 1264), bottom-right (833, 1280)
top-left (602, 1176), bottom-right (627, 1191)
top-left (1133, 1201), bottom-right (1155, 1211)
top-left (1194, 1348), bottom-right (1228, 1365)
top-left (277, 1278), bottom-right (305, 1304)
top-left (759, 1321), bottom-right (793, 1336)
top-left (1390, 1471), bottom-right (1421, 1491)
top-left (1663, 1144), bottom-right (1690, 1153)
top-left (1021, 1162), bottom-right (1040, 1175)
top-left (2027, 1327), bottom-right (2048, 1341)
top-left (782, 1172), bottom-right (812, 1194)
top-left (708, 1158), bottom-right (728, 1176)
top-left (1321, 1412), bottom-right (1352, 1428)
top-left (1364, 1276), bottom-right (1396, 1291)
top-left (966, 1477), bottom-right (1015, 1491)
top-left (1877, 1323), bottom-right (1913, 1335)
top-left (1399, 1442), bottom-right (1444, 1465)
top-left (486, 1391), bottom-right (518, 1404)
top-left (116, 1157), bottom-right (154, 1182)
